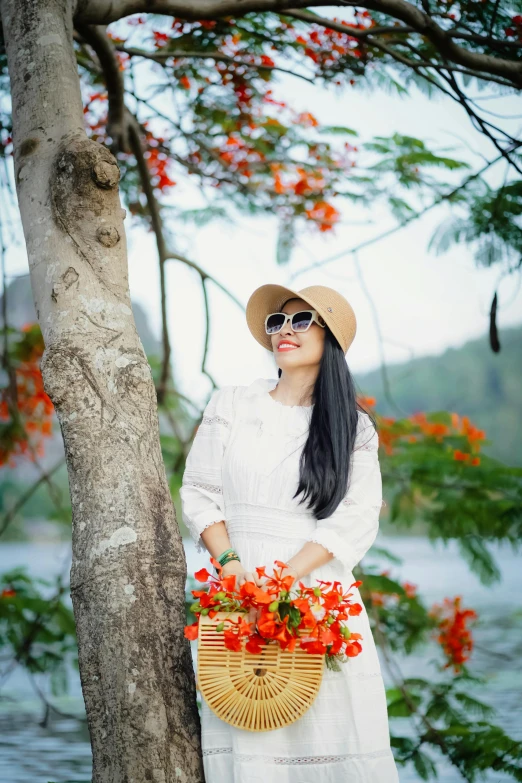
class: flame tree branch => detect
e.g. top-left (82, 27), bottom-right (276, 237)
top-left (125, 115), bottom-right (173, 404)
top-left (166, 249), bottom-right (244, 389)
top-left (0, 459), bottom-right (66, 538)
top-left (74, 21), bottom-right (130, 153)
top-left (73, 0), bottom-right (522, 88)
top-left (286, 9), bottom-right (518, 89)
top-left (114, 45), bottom-right (315, 84)
top-left (366, 591), bottom-right (474, 783)
top-left (290, 146), bottom-right (520, 280)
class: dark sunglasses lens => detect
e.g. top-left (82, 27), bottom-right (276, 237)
top-left (266, 313), bottom-right (285, 334)
top-left (292, 311), bottom-right (313, 331)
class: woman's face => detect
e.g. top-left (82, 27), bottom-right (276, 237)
top-left (269, 298), bottom-right (326, 370)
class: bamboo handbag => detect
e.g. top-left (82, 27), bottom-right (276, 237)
top-left (197, 610), bottom-right (325, 732)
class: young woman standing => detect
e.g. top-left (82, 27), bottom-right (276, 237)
top-left (180, 283), bottom-right (399, 782)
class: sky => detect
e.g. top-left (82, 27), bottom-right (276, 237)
top-left (1, 18), bottom-right (521, 409)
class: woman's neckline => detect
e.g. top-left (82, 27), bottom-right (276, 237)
top-left (266, 381), bottom-right (314, 409)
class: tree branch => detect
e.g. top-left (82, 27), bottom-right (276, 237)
top-left (340, 0), bottom-right (522, 86)
top-left (367, 592), bottom-right (474, 783)
top-left (74, 0), bottom-right (522, 87)
top-left (0, 458), bottom-right (66, 538)
top-left (166, 249), bottom-right (244, 311)
top-left (74, 22), bottom-right (130, 153)
top-left (115, 44), bottom-right (315, 83)
top-left (290, 149), bottom-right (516, 280)
top-left (126, 115), bottom-right (173, 403)
top-left (74, 0), bottom-right (331, 24)
top-left (285, 6), bottom-right (522, 87)
top-left (165, 249), bottom-right (244, 391)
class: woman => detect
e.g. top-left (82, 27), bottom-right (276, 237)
top-left (180, 283), bottom-right (399, 782)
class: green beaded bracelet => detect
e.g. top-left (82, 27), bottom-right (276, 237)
top-left (214, 554), bottom-right (240, 574)
top-left (220, 552), bottom-right (240, 566)
top-left (217, 547), bottom-right (236, 565)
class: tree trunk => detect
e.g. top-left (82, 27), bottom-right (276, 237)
top-left (0, 1), bottom-right (204, 780)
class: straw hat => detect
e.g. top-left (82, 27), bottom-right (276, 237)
top-left (246, 284), bottom-right (357, 355)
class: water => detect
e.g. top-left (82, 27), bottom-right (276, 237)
top-left (0, 537), bottom-right (520, 783)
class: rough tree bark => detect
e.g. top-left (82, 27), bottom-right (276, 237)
top-left (0, 0), bottom-right (204, 780)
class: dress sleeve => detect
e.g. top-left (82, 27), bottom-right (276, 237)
top-left (304, 412), bottom-right (383, 575)
top-left (179, 385), bottom-right (236, 553)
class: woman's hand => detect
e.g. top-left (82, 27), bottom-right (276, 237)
top-left (219, 562), bottom-right (299, 626)
top-left (220, 561), bottom-right (265, 626)
top-left (220, 560), bottom-right (265, 588)
top-left (279, 564), bottom-right (299, 589)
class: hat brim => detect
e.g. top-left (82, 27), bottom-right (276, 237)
top-left (246, 283), bottom-right (339, 353)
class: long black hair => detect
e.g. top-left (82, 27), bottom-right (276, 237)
top-left (282, 311), bottom-right (378, 519)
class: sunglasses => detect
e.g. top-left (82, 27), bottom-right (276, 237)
top-left (264, 309), bottom-right (326, 335)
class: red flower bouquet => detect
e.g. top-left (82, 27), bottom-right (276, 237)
top-left (185, 557), bottom-right (364, 671)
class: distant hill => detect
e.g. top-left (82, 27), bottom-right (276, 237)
top-left (354, 324), bottom-right (521, 466)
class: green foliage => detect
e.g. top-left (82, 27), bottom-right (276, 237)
top-left (0, 568), bottom-right (77, 697)
top-left (380, 410), bottom-right (522, 583)
top-left (364, 134), bottom-right (469, 189)
top-left (390, 673), bottom-right (522, 780)
top-left (429, 177), bottom-right (522, 271)
top-left (76, 14), bottom-right (484, 264)
top-left (358, 569), bottom-right (434, 654)
top-left (318, 126), bottom-right (358, 136)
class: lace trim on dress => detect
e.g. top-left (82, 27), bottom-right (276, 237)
top-left (356, 442), bottom-right (377, 451)
top-left (202, 747), bottom-right (393, 763)
top-left (202, 414), bottom-right (231, 428)
top-left (350, 671), bottom-right (382, 680)
top-left (342, 497), bottom-right (387, 507)
top-left (193, 518), bottom-right (225, 553)
top-left (183, 480), bottom-right (222, 494)
top-left (323, 669), bottom-right (383, 681)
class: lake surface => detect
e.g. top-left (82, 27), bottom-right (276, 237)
top-left (0, 537), bottom-right (520, 783)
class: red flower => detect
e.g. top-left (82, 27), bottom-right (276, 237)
top-left (185, 559), bottom-right (364, 664)
top-left (223, 629), bottom-right (243, 651)
top-left (345, 640), bottom-right (363, 657)
top-left (184, 621), bottom-right (198, 640)
top-left (431, 596), bottom-right (477, 672)
top-left (245, 633), bottom-right (267, 653)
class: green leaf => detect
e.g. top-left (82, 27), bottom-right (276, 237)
top-left (318, 125), bottom-right (358, 136)
top-left (454, 691), bottom-right (495, 719)
top-left (412, 748), bottom-right (437, 780)
top-left (325, 654), bottom-right (342, 671)
top-left (362, 574), bottom-right (406, 596)
top-left (387, 691), bottom-right (422, 717)
top-left (458, 535), bottom-right (501, 585)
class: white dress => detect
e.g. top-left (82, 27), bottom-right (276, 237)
top-left (180, 377), bottom-right (399, 783)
